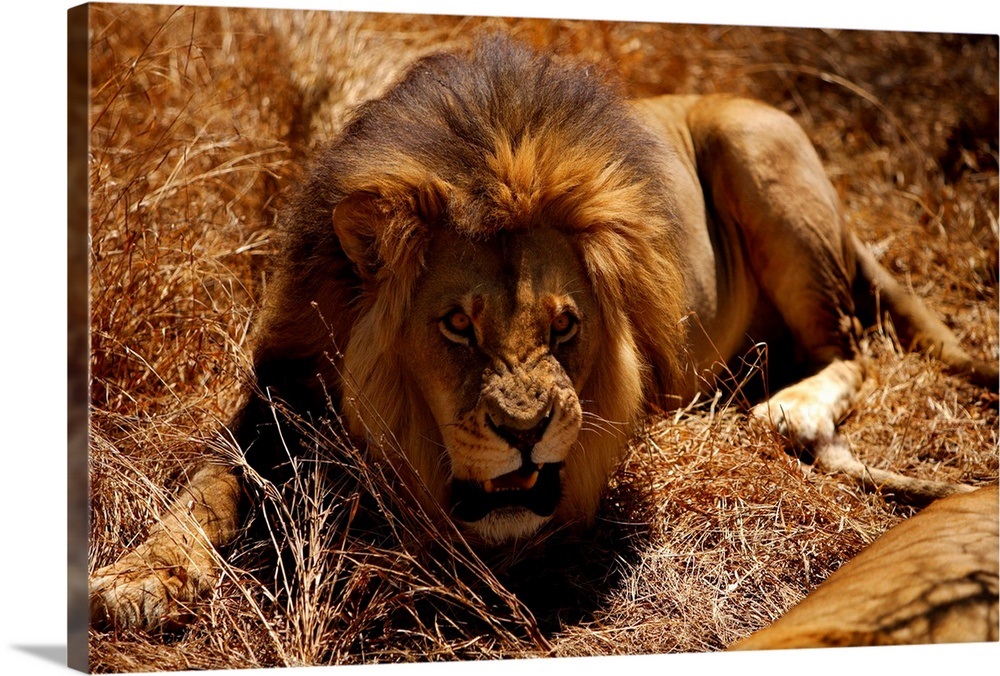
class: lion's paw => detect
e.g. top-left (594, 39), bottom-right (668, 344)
top-left (751, 389), bottom-right (837, 446)
top-left (90, 547), bottom-right (215, 633)
top-left (750, 359), bottom-right (863, 447)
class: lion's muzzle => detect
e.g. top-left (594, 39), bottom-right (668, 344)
top-left (485, 406), bottom-right (553, 455)
top-left (445, 358), bottom-right (582, 531)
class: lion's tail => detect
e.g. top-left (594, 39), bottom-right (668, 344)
top-left (851, 232), bottom-right (998, 391)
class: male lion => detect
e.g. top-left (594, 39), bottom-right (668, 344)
top-left (91, 35), bottom-right (998, 633)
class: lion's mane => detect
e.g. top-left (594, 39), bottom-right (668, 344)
top-left (251, 35), bottom-right (690, 522)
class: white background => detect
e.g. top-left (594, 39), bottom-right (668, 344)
top-left (1, 1), bottom-right (997, 674)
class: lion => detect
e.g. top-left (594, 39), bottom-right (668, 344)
top-left (731, 484), bottom-right (999, 649)
top-left (90, 35), bottom-right (998, 635)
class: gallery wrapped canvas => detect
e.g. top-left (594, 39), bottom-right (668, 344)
top-left (69, 2), bottom-right (998, 673)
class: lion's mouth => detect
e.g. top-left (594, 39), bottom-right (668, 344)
top-left (449, 462), bottom-right (563, 523)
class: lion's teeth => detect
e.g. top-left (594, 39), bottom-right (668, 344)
top-left (483, 466), bottom-right (543, 493)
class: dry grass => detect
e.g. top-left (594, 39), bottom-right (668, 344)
top-left (86, 4), bottom-right (998, 672)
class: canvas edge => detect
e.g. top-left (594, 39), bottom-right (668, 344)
top-left (67, 2), bottom-right (91, 673)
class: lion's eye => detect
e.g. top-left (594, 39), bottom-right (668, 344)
top-left (551, 310), bottom-right (578, 345)
top-left (440, 310), bottom-right (476, 345)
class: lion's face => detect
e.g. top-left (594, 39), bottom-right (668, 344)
top-left (400, 226), bottom-right (602, 543)
top-left (325, 39), bottom-right (689, 547)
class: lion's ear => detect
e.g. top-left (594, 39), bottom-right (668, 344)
top-left (333, 191), bottom-right (381, 281)
top-left (334, 182), bottom-right (452, 281)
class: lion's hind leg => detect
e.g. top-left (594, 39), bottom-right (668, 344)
top-left (688, 95), bottom-right (972, 502)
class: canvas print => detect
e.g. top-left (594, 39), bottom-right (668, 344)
top-left (70, 2), bottom-right (999, 672)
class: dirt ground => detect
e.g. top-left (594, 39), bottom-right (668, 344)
top-left (85, 4), bottom-right (998, 672)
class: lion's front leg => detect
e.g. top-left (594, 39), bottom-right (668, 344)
top-left (90, 463), bottom-right (243, 632)
top-left (89, 533), bottom-right (217, 632)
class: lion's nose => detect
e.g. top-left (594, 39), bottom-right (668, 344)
top-left (486, 408), bottom-right (553, 457)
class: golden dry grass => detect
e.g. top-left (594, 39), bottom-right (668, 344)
top-left (86, 4), bottom-right (998, 671)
